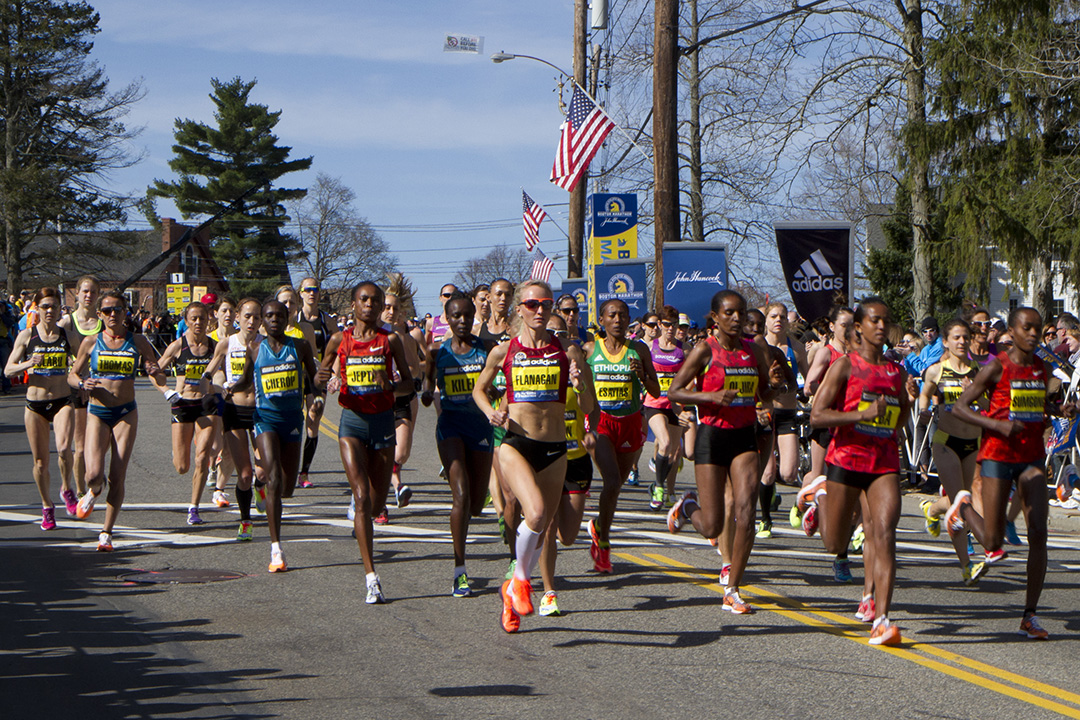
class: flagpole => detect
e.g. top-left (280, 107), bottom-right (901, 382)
top-left (493, 52), bottom-right (650, 162)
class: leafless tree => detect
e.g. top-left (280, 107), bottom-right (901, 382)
top-left (290, 173), bottom-right (397, 311)
top-left (453, 245), bottom-right (533, 290)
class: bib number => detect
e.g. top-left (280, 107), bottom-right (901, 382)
top-left (855, 392), bottom-right (900, 437)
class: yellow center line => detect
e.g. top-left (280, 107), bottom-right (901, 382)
top-left (616, 551), bottom-right (1080, 719)
top-left (319, 416), bottom-right (338, 441)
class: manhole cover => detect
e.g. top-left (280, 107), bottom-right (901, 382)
top-left (120, 569), bottom-right (247, 584)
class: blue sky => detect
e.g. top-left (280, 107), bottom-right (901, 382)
top-left (92, 0), bottom-right (586, 315)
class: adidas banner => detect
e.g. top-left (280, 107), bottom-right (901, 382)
top-left (774, 222), bottom-right (852, 323)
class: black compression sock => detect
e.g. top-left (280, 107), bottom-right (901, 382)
top-left (759, 483), bottom-right (775, 524)
top-left (237, 487), bottom-right (253, 521)
top-left (301, 434), bottom-right (319, 474)
top-left (655, 455), bottom-right (672, 489)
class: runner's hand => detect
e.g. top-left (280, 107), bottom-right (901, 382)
top-left (861, 395), bottom-right (888, 421)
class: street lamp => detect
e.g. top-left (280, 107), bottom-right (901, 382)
top-left (490, 51), bottom-right (572, 79)
top-left (491, 50), bottom-right (584, 280)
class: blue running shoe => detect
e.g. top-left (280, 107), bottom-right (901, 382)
top-left (1004, 520), bottom-right (1022, 546)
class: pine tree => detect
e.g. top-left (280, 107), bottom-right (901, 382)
top-left (150, 77), bottom-right (312, 298)
top-left (0, 0), bottom-right (142, 292)
top-left (927, 0), bottom-right (1080, 319)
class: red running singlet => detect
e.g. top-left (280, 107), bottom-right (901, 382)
top-left (338, 327), bottom-right (395, 414)
top-left (826, 352), bottom-right (904, 475)
top-left (502, 336), bottom-right (568, 404)
top-left (696, 336), bottom-right (759, 430)
top-left (978, 351), bottom-right (1047, 464)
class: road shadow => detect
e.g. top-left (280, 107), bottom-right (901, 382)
top-left (0, 542), bottom-right (309, 719)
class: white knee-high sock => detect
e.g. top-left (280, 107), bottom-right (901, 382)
top-left (514, 524), bottom-right (542, 582)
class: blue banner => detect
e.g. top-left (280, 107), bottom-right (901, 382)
top-left (587, 193), bottom-right (638, 262)
top-left (560, 279), bottom-right (589, 318)
top-left (662, 243), bottom-right (727, 326)
top-left (594, 261), bottom-right (648, 315)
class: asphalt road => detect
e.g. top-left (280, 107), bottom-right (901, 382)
top-left (3, 379), bottom-right (1080, 720)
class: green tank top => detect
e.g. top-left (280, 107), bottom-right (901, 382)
top-left (588, 340), bottom-right (642, 417)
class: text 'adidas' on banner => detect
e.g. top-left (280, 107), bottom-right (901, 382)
top-left (774, 222), bottom-right (852, 324)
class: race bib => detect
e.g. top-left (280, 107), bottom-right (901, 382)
top-left (229, 353), bottom-right (246, 380)
top-left (1009, 380), bottom-right (1045, 422)
top-left (184, 360), bottom-right (208, 385)
top-left (443, 363), bottom-right (482, 402)
top-left (939, 379), bottom-right (963, 412)
top-left (346, 356), bottom-right (386, 395)
top-left (564, 407), bottom-right (579, 452)
top-left (34, 352), bottom-right (68, 376)
top-left (723, 366), bottom-right (758, 407)
top-left (260, 362), bottom-right (299, 397)
top-left (657, 372), bottom-right (674, 397)
top-left (511, 357), bottom-right (561, 402)
top-left (855, 392), bottom-right (901, 437)
top-left (96, 352), bottom-right (135, 378)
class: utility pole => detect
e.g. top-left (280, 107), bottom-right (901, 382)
top-left (653, 0), bottom-right (679, 309)
top-left (568, 0), bottom-right (589, 278)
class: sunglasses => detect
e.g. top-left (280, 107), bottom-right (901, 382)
top-left (551, 330), bottom-right (569, 338)
top-left (970, 321), bottom-right (990, 328)
top-left (558, 306), bottom-right (579, 314)
top-left (660, 320), bottom-right (674, 328)
top-left (440, 293), bottom-right (453, 298)
top-left (519, 298), bottom-right (554, 312)
top-left (38, 303), bottom-right (60, 311)
top-left (99, 306), bottom-right (125, 315)
top-left (643, 321), bottom-right (658, 328)
top-left (301, 286), bottom-right (319, 293)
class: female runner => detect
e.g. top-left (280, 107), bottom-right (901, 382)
top-left (275, 285), bottom-right (319, 489)
top-left (667, 290), bottom-right (785, 614)
top-left (809, 297), bottom-right (910, 646)
top-left (760, 302), bottom-right (807, 537)
top-left (203, 298), bottom-right (265, 540)
top-left (537, 314), bottom-right (597, 617)
top-left (917, 319), bottom-right (986, 584)
top-left (207, 296), bottom-right (238, 506)
top-left (229, 299), bottom-right (326, 573)
top-left (58, 275), bottom-right (102, 496)
top-left (949, 306), bottom-right (1073, 640)
top-left (297, 278), bottom-right (335, 490)
top-left (157, 302), bottom-right (221, 525)
top-left (321, 282), bottom-right (412, 603)
top-left (584, 299), bottom-right (661, 574)
top-left (422, 290), bottom-right (495, 597)
top-left (6, 288), bottom-right (79, 527)
top-left (472, 280), bottom-right (594, 633)
top-left (69, 291), bottom-right (172, 550)
top-left (383, 281), bottom-right (424, 510)
top-left (645, 305), bottom-right (688, 511)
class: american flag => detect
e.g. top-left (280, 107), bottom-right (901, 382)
top-left (530, 249), bottom-right (555, 283)
top-left (550, 85), bottom-right (616, 192)
top-left (522, 190), bottom-right (547, 251)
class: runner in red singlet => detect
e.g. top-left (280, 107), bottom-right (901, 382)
top-left (949, 306), bottom-right (1074, 640)
top-left (809, 297), bottom-right (911, 646)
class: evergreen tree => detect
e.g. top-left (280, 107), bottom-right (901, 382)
top-left (0, 0), bottom-right (143, 292)
top-left (864, 185), bottom-right (962, 328)
top-left (150, 77), bottom-right (312, 298)
top-left (927, 0), bottom-right (1080, 319)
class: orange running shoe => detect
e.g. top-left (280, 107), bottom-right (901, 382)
top-left (508, 577), bottom-right (534, 616)
top-left (796, 475), bottom-right (827, 513)
top-left (588, 518), bottom-right (613, 574)
top-left (268, 549), bottom-right (288, 573)
top-left (722, 590), bottom-right (752, 614)
top-left (500, 580), bottom-right (521, 633)
top-left (869, 621), bottom-right (902, 646)
top-left (944, 490), bottom-right (972, 538)
top-left (75, 489), bottom-right (97, 519)
top-left (1019, 614), bottom-right (1049, 640)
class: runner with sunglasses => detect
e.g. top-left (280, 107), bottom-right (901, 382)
top-left (229, 299), bottom-right (328, 573)
top-left (584, 298), bottom-right (661, 574)
top-left (473, 281), bottom-right (595, 632)
top-left (69, 291), bottom-right (172, 551)
top-left (6, 288), bottom-right (80, 528)
top-left (917, 319), bottom-right (987, 585)
top-left (667, 290), bottom-right (786, 614)
top-left (203, 298), bottom-right (265, 541)
top-left (644, 306), bottom-right (689, 510)
top-left (322, 282), bottom-right (412, 602)
top-left (555, 294), bottom-right (592, 345)
top-left (480, 279), bottom-right (516, 563)
top-left (296, 278), bottom-right (335, 490)
top-left (382, 282), bottom-right (424, 513)
top-left (948, 306), bottom-right (1074, 640)
top-left (58, 275), bottom-right (102, 497)
top-left (157, 302), bottom-right (221, 525)
top-left (275, 285), bottom-right (319, 489)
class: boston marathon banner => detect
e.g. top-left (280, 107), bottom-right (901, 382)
top-left (594, 261), bottom-right (648, 315)
top-left (774, 221), bottom-right (852, 323)
top-left (662, 243), bottom-right (727, 326)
